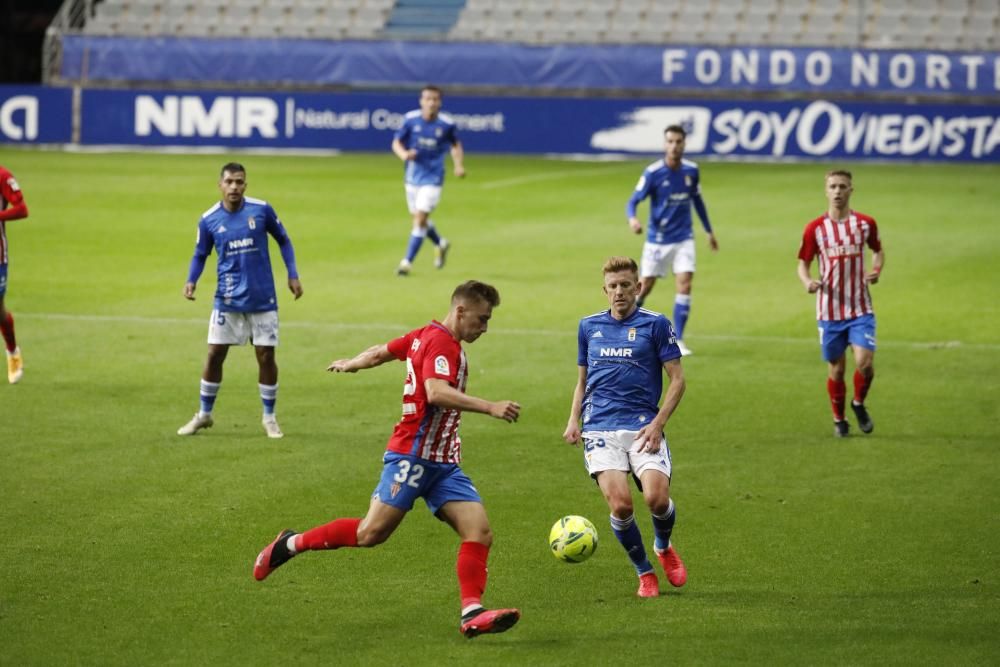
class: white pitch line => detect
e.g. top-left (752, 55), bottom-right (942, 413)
top-left (478, 165), bottom-right (629, 190)
top-left (18, 312), bottom-right (999, 351)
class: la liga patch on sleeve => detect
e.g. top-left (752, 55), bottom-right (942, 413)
top-left (434, 355), bottom-right (450, 376)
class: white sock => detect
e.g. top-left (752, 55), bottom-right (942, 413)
top-left (285, 535), bottom-right (298, 554)
top-left (462, 604), bottom-right (484, 617)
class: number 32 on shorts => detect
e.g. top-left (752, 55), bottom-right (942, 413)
top-left (393, 459), bottom-right (425, 488)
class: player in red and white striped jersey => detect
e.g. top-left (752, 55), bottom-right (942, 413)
top-left (252, 281), bottom-right (523, 638)
top-left (0, 165), bottom-right (30, 384)
top-left (798, 170), bottom-right (885, 437)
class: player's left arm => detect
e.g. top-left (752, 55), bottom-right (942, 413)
top-left (450, 138), bottom-right (466, 178)
top-left (635, 359), bottom-right (686, 453)
top-left (266, 207), bottom-right (303, 300)
top-left (691, 174), bottom-right (718, 251)
top-left (865, 220), bottom-right (884, 284)
top-left (866, 248), bottom-right (885, 284)
top-left (424, 378), bottom-right (520, 422)
top-left (0, 173), bottom-right (28, 221)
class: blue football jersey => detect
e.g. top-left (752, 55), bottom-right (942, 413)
top-left (191, 196), bottom-right (294, 313)
top-left (626, 158), bottom-right (710, 245)
top-left (394, 110), bottom-right (460, 186)
top-left (576, 308), bottom-right (682, 431)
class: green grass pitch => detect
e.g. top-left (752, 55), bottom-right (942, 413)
top-left (1, 147), bottom-right (998, 665)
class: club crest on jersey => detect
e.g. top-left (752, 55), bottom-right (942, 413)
top-left (435, 355), bottom-right (450, 376)
top-left (435, 128), bottom-right (442, 137)
top-left (685, 175), bottom-right (692, 187)
top-left (628, 328), bottom-right (637, 341)
top-left (248, 216), bottom-right (258, 230)
top-left (390, 482), bottom-right (401, 498)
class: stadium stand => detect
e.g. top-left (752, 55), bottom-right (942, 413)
top-left (66, 0), bottom-right (999, 50)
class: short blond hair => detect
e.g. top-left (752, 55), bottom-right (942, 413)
top-left (826, 169), bottom-right (852, 181)
top-left (451, 280), bottom-right (500, 307)
top-left (602, 256), bottom-right (639, 276)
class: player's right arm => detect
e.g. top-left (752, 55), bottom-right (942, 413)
top-left (391, 137), bottom-right (416, 162)
top-left (327, 343), bottom-right (395, 373)
top-left (797, 223), bottom-right (822, 293)
top-left (392, 121), bottom-right (417, 162)
top-left (183, 219), bottom-right (213, 300)
top-left (797, 258), bottom-right (821, 293)
top-left (562, 365), bottom-right (587, 445)
top-left (626, 171), bottom-right (652, 234)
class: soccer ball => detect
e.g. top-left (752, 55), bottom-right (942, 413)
top-left (549, 515), bottom-right (598, 563)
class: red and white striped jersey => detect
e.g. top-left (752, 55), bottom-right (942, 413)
top-left (385, 321), bottom-right (468, 463)
top-left (1, 165), bottom-right (29, 265)
top-left (798, 211), bottom-right (882, 321)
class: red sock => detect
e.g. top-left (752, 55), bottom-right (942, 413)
top-left (853, 369), bottom-right (874, 404)
top-left (457, 541), bottom-right (490, 610)
top-left (0, 312), bottom-right (15, 353)
top-left (295, 517), bottom-right (361, 551)
top-left (827, 378), bottom-right (846, 421)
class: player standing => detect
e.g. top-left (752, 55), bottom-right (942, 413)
top-left (253, 281), bottom-right (522, 639)
top-left (391, 84), bottom-right (463, 276)
top-left (0, 164), bottom-right (29, 384)
top-left (177, 163), bottom-right (303, 439)
top-left (563, 257), bottom-right (688, 598)
top-left (626, 124), bottom-right (718, 356)
top-left (798, 170), bottom-right (884, 437)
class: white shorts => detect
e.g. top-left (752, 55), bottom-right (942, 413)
top-left (405, 184), bottom-right (442, 214)
top-left (582, 429), bottom-right (672, 479)
top-left (641, 239), bottom-right (696, 278)
top-left (207, 309), bottom-right (279, 346)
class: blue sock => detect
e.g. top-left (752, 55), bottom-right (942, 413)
top-left (426, 221), bottom-right (441, 245)
top-left (259, 383), bottom-right (277, 417)
top-left (199, 379), bottom-right (220, 416)
top-left (404, 230), bottom-right (426, 262)
top-left (673, 295), bottom-right (691, 339)
top-left (651, 499), bottom-right (676, 552)
top-left (610, 513), bottom-right (654, 575)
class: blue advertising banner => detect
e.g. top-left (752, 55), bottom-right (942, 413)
top-left (0, 86), bottom-right (73, 144)
top-left (61, 36), bottom-right (1000, 97)
top-left (80, 88), bottom-right (1000, 161)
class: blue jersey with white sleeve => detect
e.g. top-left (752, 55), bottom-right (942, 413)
top-left (187, 196), bottom-right (298, 313)
top-left (577, 308), bottom-right (682, 431)
top-left (626, 158), bottom-right (712, 245)
top-left (394, 111), bottom-right (460, 186)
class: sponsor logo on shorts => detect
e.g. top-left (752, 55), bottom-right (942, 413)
top-left (390, 482), bottom-right (401, 498)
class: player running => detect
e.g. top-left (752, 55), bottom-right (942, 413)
top-left (177, 162), bottom-right (302, 439)
top-left (797, 170), bottom-right (884, 438)
top-left (391, 85), bottom-right (463, 276)
top-left (563, 257), bottom-right (688, 598)
top-left (253, 281), bottom-right (522, 639)
top-left (626, 124), bottom-right (718, 356)
top-left (0, 164), bottom-right (30, 384)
